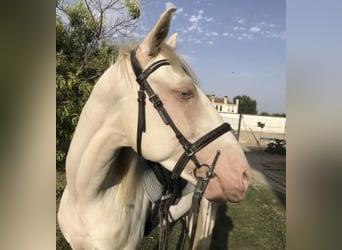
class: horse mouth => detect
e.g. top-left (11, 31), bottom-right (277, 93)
top-left (204, 173), bottom-right (249, 203)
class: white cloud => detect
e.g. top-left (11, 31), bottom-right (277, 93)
top-left (204, 17), bottom-right (213, 22)
top-left (258, 21), bottom-right (279, 28)
top-left (238, 18), bottom-right (245, 24)
top-left (249, 26), bottom-right (261, 33)
top-left (233, 26), bottom-right (246, 31)
top-left (165, 2), bottom-right (183, 15)
top-left (178, 8), bottom-right (218, 45)
top-left (165, 2), bottom-right (176, 9)
top-left (205, 31), bottom-right (218, 37)
top-left (238, 33), bottom-right (254, 40)
top-left (223, 33), bottom-right (234, 37)
top-left (176, 8), bottom-right (183, 14)
top-left (181, 28), bottom-right (188, 34)
top-left (189, 15), bottom-right (201, 23)
top-left (188, 26), bottom-right (203, 33)
top-left (188, 25), bottom-right (196, 31)
top-left (264, 30), bottom-right (285, 40)
top-left (186, 9), bottom-right (213, 34)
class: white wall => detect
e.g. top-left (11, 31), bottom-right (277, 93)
top-left (219, 113), bottom-right (286, 134)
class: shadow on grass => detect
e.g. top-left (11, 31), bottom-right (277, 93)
top-left (208, 184), bottom-right (286, 250)
top-left (210, 203), bottom-right (233, 250)
top-left (244, 147), bottom-right (286, 208)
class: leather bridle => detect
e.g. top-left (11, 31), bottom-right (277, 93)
top-left (130, 49), bottom-right (232, 249)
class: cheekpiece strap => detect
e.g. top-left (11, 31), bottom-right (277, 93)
top-left (172, 123), bottom-right (231, 179)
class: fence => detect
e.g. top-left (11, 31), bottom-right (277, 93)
top-left (219, 113), bottom-right (286, 135)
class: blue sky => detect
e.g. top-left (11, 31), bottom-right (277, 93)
top-left (132, 0), bottom-right (286, 114)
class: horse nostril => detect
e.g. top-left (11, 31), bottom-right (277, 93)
top-left (242, 169), bottom-right (251, 189)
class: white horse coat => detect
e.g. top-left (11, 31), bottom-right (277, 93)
top-left (58, 7), bottom-right (251, 250)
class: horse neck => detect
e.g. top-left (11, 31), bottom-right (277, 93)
top-left (65, 58), bottom-right (137, 202)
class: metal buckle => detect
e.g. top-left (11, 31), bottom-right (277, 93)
top-left (186, 148), bottom-right (194, 157)
top-left (193, 150), bottom-right (221, 180)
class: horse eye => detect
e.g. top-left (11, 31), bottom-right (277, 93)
top-left (179, 90), bottom-right (192, 99)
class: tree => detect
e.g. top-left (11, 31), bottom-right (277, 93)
top-left (259, 112), bottom-right (286, 117)
top-left (234, 95), bottom-right (257, 114)
top-left (272, 113), bottom-right (286, 117)
top-left (260, 111), bottom-right (270, 116)
top-left (56, 0), bottom-right (140, 71)
top-left (56, 0), bottom-right (141, 170)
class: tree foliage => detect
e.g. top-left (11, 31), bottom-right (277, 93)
top-left (260, 111), bottom-right (270, 116)
top-left (56, 0), bottom-right (141, 171)
top-left (234, 95), bottom-right (258, 115)
top-left (259, 111), bottom-right (286, 117)
top-left (265, 139), bottom-right (286, 155)
top-left (125, 0), bottom-right (141, 19)
top-left (271, 113), bottom-right (286, 117)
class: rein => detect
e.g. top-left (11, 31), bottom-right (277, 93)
top-left (130, 49), bottom-right (231, 249)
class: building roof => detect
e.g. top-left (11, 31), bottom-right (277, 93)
top-left (207, 95), bottom-right (235, 104)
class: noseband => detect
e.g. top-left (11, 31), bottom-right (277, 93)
top-left (130, 49), bottom-right (231, 249)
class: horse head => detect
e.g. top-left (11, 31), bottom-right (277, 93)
top-left (121, 8), bottom-right (251, 203)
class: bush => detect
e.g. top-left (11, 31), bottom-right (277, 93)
top-left (56, 181), bottom-right (65, 200)
top-left (265, 139), bottom-right (286, 155)
top-left (56, 3), bottom-right (120, 171)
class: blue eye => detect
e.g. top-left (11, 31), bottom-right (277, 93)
top-left (179, 90), bottom-right (192, 99)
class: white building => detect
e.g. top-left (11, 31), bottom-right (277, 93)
top-left (208, 95), bottom-right (239, 113)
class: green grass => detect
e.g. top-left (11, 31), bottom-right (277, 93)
top-left (212, 184), bottom-right (286, 250)
top-left (56, 183), bottom-right (285, 249)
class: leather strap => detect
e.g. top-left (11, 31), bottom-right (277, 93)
top-left (131, 50), bottom-right (170, 156)
top-left (172, 123), bottom-right (231, 180)
top-left (130, 49), bottom-right (232, 250)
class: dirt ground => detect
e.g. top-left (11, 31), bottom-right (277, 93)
top-left (239, 130), bottom-right (286, 194)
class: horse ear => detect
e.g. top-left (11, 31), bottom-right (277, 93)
top-left (139, 8), bottom-right (177, 57)
top-left (166, 33), bottom-right (178, 49)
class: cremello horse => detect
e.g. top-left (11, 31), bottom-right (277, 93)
top-left (58, 8), bottom-right (251, 250)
